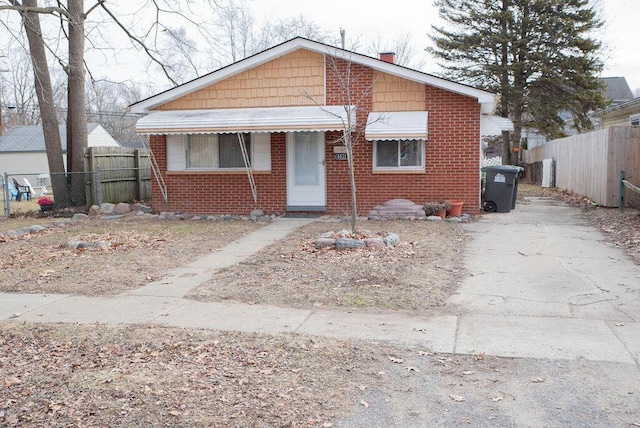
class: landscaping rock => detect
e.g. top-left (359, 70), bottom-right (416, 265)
top-left (113, 203), bottom-right (132, 215)
top-left (72, 213), bottom-right (89, 221)
top-left (5, 229), bottom-right (25, 237)
top-left (365, 238), bottom-right (384, 248)
top-left (368, 199), bottom-right (426, 219)
top-left (315, 238), bottom-right (336, 249)
top-left (130, 203), bottom-right (152, 213)
top-left (426, 215), bottom-right (444, 221)
top-left (335, 237), bottom-right (366, 250)
top-left (100, 203), bottom-right (115, 214)
top-left (250, 208), bottom-right (264, 217)
top-left (28, 225), bottom-right (47, 234)
top-left (318, 231), bottom-right (335, 239)
top-left (383, 233), bottom-right (400, 247)
top-left (67, 240), bottom-right (81, 250)
top-left (88, 205), bottom-right (102, 217)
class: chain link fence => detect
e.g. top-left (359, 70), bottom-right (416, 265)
top-left (2, 168), bottom-right (150, 217)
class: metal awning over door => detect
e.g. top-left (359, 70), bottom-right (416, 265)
top-left (135, 106), bottom-right (355, 135)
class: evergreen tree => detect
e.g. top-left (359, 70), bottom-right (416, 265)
top-left (429, 0), bottom-right (607, 162)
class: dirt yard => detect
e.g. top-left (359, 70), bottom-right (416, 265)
top-left (0, 215), bottom-right (263, 295)
top-left (2, 188), bottom-right (640, 426)
top-left (188, 219), bottom-right (467, 312)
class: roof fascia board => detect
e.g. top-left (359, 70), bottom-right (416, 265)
top-left (130, 37), bottom-right (496, 114)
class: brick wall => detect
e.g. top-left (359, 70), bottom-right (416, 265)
top-left (148, 52), bottom-right (482, 215)
top-left (149, 133), bottom-right (288, 214)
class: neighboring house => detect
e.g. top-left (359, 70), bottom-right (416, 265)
top-left (131, 37), bottom-right (509, 215)
top-left (0, 123), bottom-right (120, 175)
top-left (592, 97), bottom-right (640, 129)
top-left (526, 76), bottom-right (635, 148)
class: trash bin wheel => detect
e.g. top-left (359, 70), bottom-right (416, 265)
top-left (483, 201), bottom-right (498, 212)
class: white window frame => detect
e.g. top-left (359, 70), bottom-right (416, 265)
top-left (186, 133), bottom-right (251, 171)
top-left (630, 114), bottom-right (640, 126)
top-left (372, 139), bottom-right (425, 171)
top-left (166, 132), bottom-right (271, 172)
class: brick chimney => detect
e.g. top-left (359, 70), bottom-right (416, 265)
top-left (379, 52), bottom-right (396, 64)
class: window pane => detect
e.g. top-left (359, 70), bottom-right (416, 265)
top-left (376, 141), bottom-right (398, 167)
top-left (400, 140), bottom-right (421, 167)
top-left (295, 132), bottom-right (318, 185)
top-left (220, 133), bottom-right (250, 168)
top-left (188, 135), bottom-right (216, 168)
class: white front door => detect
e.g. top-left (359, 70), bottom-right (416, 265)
top-left (286, 131), bottom-right (326, 210)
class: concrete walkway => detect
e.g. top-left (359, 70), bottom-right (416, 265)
top-left (1, 199), bottom-right (639, 366)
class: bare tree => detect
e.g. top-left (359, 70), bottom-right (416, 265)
top-left (86, 79), bottom-right (150, 142)
top-left (305, 51), bottom-right (377, 233)
top-left (366, 33), bottom-right (425, 69)
top-left (14, 0), bottom-right (66, 199)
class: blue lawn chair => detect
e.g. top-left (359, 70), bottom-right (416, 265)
top-left (11, 179), bottom-right (31, 201)
top-left (7, 181), bottom-right (20, 201)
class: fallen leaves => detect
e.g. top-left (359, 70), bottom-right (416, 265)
top-left (5, 377), bottom-right (21, 388)
top-left (0, 323), bottom-right (389, 427)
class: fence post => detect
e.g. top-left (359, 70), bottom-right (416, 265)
top-left (134, 149), bottom-right (142, 201)
top-left (619, 171), bottom-right (626, 211)
top-left (3, 172), bottom-right (9, 217)
top-left (95, 168), bottom-right (103, 207)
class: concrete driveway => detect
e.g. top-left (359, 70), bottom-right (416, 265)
top-left (449, 197), bottom-right (639, 365)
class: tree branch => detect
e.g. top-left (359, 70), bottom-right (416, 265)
top-left (98, 1), bottom-right (179, 86)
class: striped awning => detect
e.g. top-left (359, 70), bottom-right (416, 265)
top-left (365, 111), bottom-right (428, 141)
top-left (481, 115), bottom-right (514, 136)
top-left (135, 106), bottom-right (355, 135)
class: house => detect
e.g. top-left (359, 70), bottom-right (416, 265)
top-left (131, 37), bottom-right (508, 216)
top-left (526, 77), bottom-right (635, 148)
top-left (593, 97), bottom-right (640, 129)
top-left (0, 123), bottom-right (120, 175)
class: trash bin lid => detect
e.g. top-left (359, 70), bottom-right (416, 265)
top-left (481, 165), bottom-right (524, 173)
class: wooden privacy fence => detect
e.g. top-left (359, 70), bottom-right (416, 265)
top-left (85, 146), bottom-right (151, 205)
top-left (523, 127), bottom-right (640, 207)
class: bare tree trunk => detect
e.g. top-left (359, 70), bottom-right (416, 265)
top-left (344, 129), bottom-right (358, 233)
top-left (66, 0), bottom-right (88, 205)
top-left (20, 0), bottom-right (67, 199)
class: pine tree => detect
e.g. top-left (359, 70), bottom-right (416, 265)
top-left (429, 0), bottom-right (607, 162)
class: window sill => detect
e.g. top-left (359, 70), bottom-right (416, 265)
top-left (372, 169), bottom-right (425, 174)
top-left (167, 170), bottom-right (271, 175)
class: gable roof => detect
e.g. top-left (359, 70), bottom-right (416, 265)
top-left (130, 37), bottom-right (497, 115)
top-left (0, 123), bottom-right (109, 153)
top-left (600, 77), bottom-right (634, 104)
top-left (593, 96), bottom-right (640, 117)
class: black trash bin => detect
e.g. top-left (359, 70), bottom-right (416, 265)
top-left (481, 165), bottom-right (524, 213)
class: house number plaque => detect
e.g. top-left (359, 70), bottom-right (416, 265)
top-left (335, 153), bottom-right (348, 160)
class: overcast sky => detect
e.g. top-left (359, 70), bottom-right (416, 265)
top-left (251, 0), bottom-right (640, 92)
top-left (1, 1), bottom-right (637, 94)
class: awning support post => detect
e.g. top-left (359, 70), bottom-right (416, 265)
top-left (238, 133), bottom-right (258, 207)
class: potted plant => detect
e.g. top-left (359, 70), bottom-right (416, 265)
top-left (37, 196), bottom-right (54, 211)
top-left (424, 201), bottom-right (450, 218)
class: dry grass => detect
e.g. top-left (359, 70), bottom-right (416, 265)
top-left (0, 215), bottom-right (263, 296)
top-left (188, 219), bottom-right (468, 312)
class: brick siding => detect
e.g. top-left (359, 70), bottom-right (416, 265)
top-left (148, 51), bottom-right (482, 215)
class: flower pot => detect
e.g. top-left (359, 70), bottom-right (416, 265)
top-left (437, 209), bottom-right (447, 219)
top-left (446, 200), bottom-right (463, 217)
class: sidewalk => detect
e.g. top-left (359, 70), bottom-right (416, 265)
top-left (1, 199), bottom-right (639, 366)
